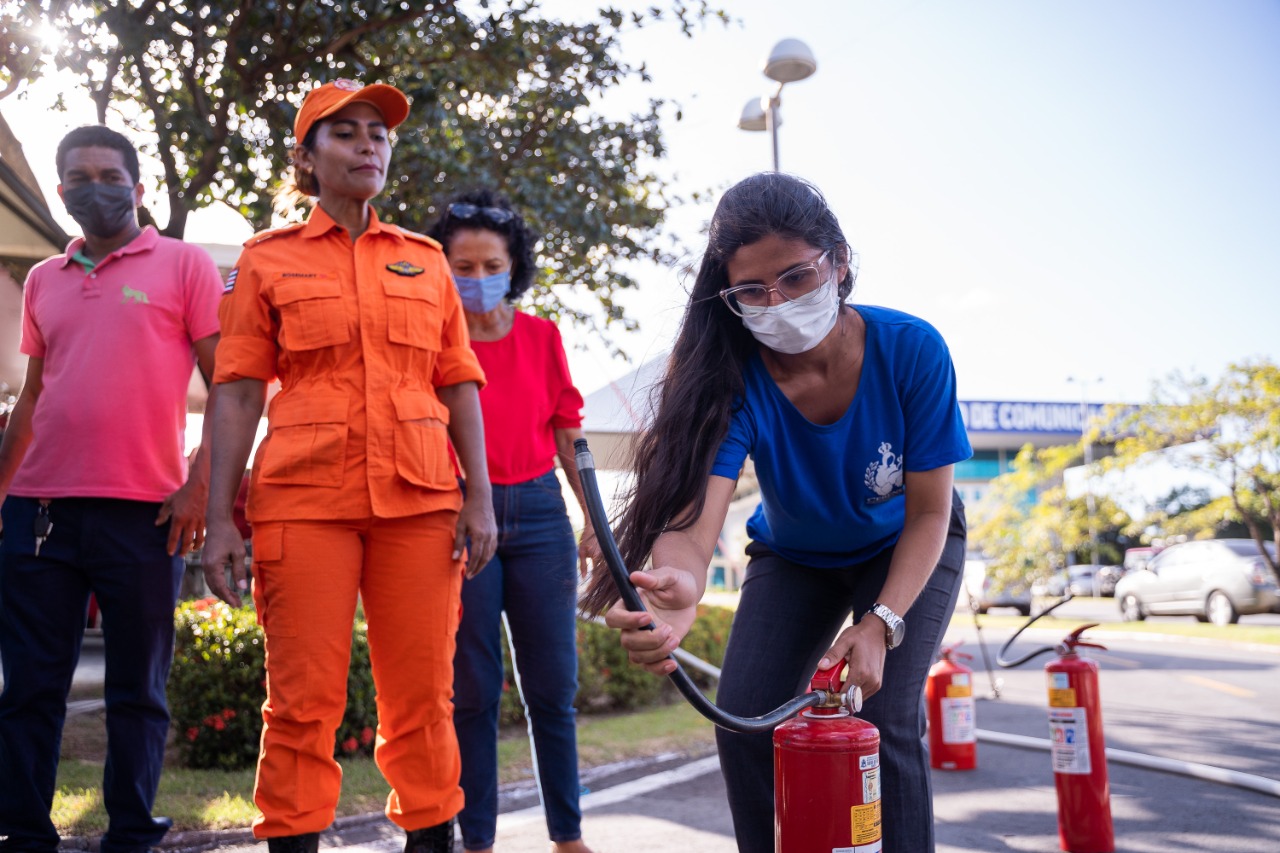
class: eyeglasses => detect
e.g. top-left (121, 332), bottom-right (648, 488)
top-left (719, 250), bottom-right (833, 317)
top-left (447, 202), bottom-right (516, 225)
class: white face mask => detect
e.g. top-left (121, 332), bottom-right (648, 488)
top-left (739, 277), bottom-right (841, 354)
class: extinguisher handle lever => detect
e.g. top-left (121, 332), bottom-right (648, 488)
top-left (1062, 623), bottom-right (1107, 653)
top-left (939, 640), bottom-right (973, 663)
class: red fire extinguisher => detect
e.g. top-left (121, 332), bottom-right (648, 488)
top-left (1045, 624), bottom-right (1113, 853)
top-left (926, 642), bottom-right (977, 770)
top-left (774, 665), bottom-right (881, 853)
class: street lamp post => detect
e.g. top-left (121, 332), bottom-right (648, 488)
top-left (737, 38), bottom-right (817, 171)
top-left (1068, 375), bottom-right (1104, 569)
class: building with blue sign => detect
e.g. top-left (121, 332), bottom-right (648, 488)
top-left (955, 400), bottom-right (1108, 506)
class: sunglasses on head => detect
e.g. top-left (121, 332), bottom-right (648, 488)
top-left (447, 202), bottom-right (516, 225)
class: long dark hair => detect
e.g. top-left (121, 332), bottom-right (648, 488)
top-left (425, 188), bottom-right (537, 301)
top-left (580, 172), bottom-right (855, 613)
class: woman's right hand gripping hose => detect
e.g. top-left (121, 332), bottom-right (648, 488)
top-left (603, 565), bottom-right (701, 676)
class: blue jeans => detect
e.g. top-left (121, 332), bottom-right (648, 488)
top-left (0, 497), bottom-right (183, 853)
top-left (453, 470), bottom-right (583, 850)
top-left (715, 496), bottom-right (967, 853)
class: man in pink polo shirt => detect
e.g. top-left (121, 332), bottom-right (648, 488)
top-left (0, 125), bottom-right (221, 853)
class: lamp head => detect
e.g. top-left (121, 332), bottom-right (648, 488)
top-left (764, 38), bottom-right (817, 83)
top-left (738, 97), bottom-right (769, 132)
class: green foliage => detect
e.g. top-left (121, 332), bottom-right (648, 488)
top-left (171, 597), bottom-right (733, 767)
top-left (498, 604), bottom-right (735, 725)
top-left (972, 360), bottom-right (1280, 583)
top-left (675, 603), bottom-right (734, 689)
top-left (0, 5), bottom-right (46, 101)
top-left (24, 0), bottom-right (729, 338)
top-left (168, 599), bottom-right (266, 771)
top-left (1102, 359), bottom-right (1280, 568)
top-left (969, 442), bottom-right (1137, 591)
top-left (168, 598), bottom-right (377, 770)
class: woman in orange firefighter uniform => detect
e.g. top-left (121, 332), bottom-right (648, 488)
top-left (201, 80), bottom-right (497, 853)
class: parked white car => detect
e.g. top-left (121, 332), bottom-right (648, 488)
top-left (1114, 539), bottom-right (1280, 626)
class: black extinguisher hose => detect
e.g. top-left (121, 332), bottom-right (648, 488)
top-left (574, 438), bottom-right (825, 734)
top-left (995, 594), bottom-right (1076, 668)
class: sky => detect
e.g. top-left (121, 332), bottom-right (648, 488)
top-left (5, 0), bottom-right (1279, 409)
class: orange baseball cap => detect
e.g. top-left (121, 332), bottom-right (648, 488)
top-left (293, 79), bottom-right (410, 144)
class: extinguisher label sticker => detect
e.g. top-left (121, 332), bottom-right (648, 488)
top-left (847, 800), bottom-right (883, 849)
top-left (940, 696), bottom-right (977, 744)
top-left (1048, 707), bottom-right (1092, 775)
top-left (945, 682), bottom-right (972, 698)
top-left (1048, 687), bottom-right (1078, 707)
top-left (860, 753), bottom-right (879, 771)
top-left (863, 766), bottom-right (881, 804)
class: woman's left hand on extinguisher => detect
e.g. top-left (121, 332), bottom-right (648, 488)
top-left (818, 620), bottom-right (888, 699)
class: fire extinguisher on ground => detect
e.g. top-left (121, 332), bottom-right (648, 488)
top-left (575, 438), bottom-right (878, 853)
top-left (925, 642), bottom-right (977, 770)
top-left (1045, 624), bottom-right (1113, 853)
top-left (774, 666), bottom-right (881, 853)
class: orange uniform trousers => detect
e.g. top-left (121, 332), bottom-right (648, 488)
top-left (249, 511), bottom-right (464, 837)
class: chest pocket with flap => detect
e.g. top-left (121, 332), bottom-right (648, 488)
top-left (274, 277), bottom-right (350, 351)
top-left (383, 276), bottom-right (442, 351)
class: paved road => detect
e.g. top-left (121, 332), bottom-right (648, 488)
top-left (191, 623), bottom-right (1280, 853)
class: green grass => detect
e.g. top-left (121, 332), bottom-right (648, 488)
top-left (950, 606), bottom-right (1280, 645)
top-left (55, 698), bottom-right (716, 837)
top-left (53, 597), bottom-right (1276, 838)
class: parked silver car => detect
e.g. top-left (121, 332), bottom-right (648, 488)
top-left (1114, 539), bottom-right (1280, 626)
top-left (962, 556), bottom-right (1032, 616)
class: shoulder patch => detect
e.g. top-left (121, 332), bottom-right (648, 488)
top-left (398, 228), bottom-right (441, 250)
top-left (243, 222), bottom-right (306, 248)
top-left (223, 267), bottom-right (239, 293)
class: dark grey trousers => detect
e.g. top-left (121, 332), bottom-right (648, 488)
top-left (714, 497), bottom-right (967, 853)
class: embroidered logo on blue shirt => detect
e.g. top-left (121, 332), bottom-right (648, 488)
top-left (864, 441), bottom-right (905, 505)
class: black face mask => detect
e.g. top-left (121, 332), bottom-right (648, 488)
top-left (62, 183), bottom-right (138, 238)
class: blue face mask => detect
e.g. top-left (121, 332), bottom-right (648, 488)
top-left (454, 271), bottom-right (510, 313)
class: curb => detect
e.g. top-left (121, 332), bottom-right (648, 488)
top-left (60, 811), bottom-right (390, 853)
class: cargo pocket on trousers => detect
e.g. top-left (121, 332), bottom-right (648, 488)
top-left (251, 523), bottom-right (296, 638)
top-left (390, 388), bottom-right (455, 489)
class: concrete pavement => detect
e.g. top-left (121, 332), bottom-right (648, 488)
top-left (179, 693), bottom-right (1280, 853)
top-left (50, 612), bottom-right (1280, 852)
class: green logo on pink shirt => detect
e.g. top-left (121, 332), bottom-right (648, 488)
top-left (121, 285), bottom-right (150, 305)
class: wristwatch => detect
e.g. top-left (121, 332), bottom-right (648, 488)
top-left (867, 603), bottom-right (906, 650)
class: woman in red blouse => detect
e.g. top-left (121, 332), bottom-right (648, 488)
top-left (428, 192), bottom-right (596, 853)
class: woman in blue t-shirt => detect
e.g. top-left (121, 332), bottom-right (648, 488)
top-left (581, 172), bottom-right (971, 853)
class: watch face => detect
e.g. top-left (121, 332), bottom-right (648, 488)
top-left (888, 620), bottom-right (906, 648)
top-left (874, 604), bottom-right (905, 648)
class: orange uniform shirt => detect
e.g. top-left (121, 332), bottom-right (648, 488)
top-left (214, 205), bottom-right (485, 522)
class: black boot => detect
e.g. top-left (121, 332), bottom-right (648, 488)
top-left (266, 832), bottom-right (320, 853)
top-left (404, 819), bottom-right (455, 853)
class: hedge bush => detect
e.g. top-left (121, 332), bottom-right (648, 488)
top-left (169, 598), bottom-right (377, 770)
top-left (499, 604), bottom-right (736, 725)
top-left (170, 599), bottom-right (735, 769)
